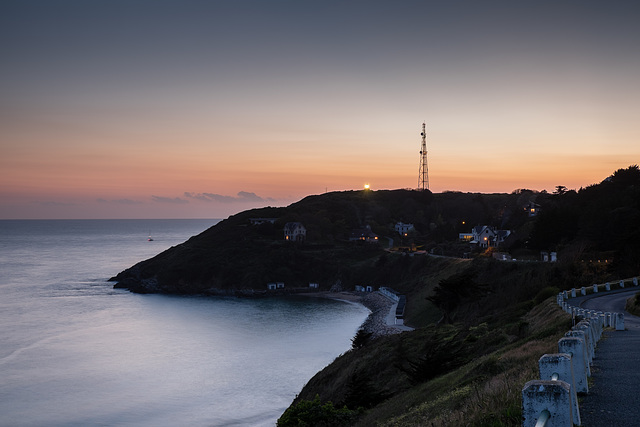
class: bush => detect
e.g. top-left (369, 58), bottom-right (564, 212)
top-left (277, 395), bottom-right (361, 427)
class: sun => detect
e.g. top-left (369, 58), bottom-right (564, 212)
top-left (364, 183), bottom-right (370, 190)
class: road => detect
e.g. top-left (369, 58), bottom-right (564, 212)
top-left (570, 288), bottom-right (640, 426)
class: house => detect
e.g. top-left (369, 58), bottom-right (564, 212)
top-left (267, 282), bottom-right (285, 290)
top-left (349, 225), bottom-right (379, 242)
top-left (541, 251), bottom-right (558, 262)
top-left (394, 222), bottom-right (414, 235)
top-left (470, 225), bottom-right (511, 249)
top-left (526, 201), bottom-right (541, 217)
top-left (459, 233), bottom-right (474, 242)
top-left (284, 222), bottom-right (306, 242)
top-left (309, 282), bottom-right (319, 289)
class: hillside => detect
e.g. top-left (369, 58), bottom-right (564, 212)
top-left (111, 165), bottom-right (640, 295)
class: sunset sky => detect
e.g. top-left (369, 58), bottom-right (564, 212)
top-left (2, 1), bottom-right (639, 219)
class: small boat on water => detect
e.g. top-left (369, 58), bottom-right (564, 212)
top-left (148, 234), bottom-right (154, 241)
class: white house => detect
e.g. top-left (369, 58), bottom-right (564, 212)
top-left (470, 226), bottom-right (511, 249)
top-left (395, 222), bottom-right (415, 235)
top-left (284, 222), bottom-right (306, 242)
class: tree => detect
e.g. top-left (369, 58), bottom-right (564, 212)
top-left (554, 185), bottom-right (567, 195)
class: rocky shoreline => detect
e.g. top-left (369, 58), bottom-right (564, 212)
top-left (299, 291), bottom-right (410, 339)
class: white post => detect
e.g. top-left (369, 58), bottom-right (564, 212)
top-left (620, 280), bottom-right (625, 288)
top-left (616, 313), bottom-right (625, 331)
top-left (581, 287), bottom-right (586, 296)
top-left (593, 284), bottom-right (598, 293)
top-left (522, 380), bottom-right (573, 427)
top-left (571, 288), bottom-right (576, 298)
top-left (634, 277), bottom-right (638, 287)
top-left (605, 282), bottom-right (611, 291)
top-left (558, 336), bottom-right (589, 393)
top-left (538, 353), bottom-right (581, 425)
top-left (575, 322), bottom-right (595, 362)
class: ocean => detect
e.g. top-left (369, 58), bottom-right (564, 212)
top-left (0, 220), bottom-right (370, 427)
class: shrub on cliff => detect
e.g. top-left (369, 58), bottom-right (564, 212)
top-left (277, 395), bottom-right (361, 427)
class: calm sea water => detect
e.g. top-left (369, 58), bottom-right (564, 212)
top-left (0, 220), bottom-right (369, 427)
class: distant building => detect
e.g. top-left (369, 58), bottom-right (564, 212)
top-left (309, 282), bottom-right (319, 289)
top-left (349, 225), bottom-right (379, 243)
top-left (395, 222), bottom-right (414, 235)
top-left (250, 218), bottom-right (277, 225)
top-left (267, 282), bottom-right (285, 290)
top-left (284, 222), bottom-right (306, 242)
top-left (469, 226), bottom-right (511, 249)
top-left (459, 233), bottom-right (474, 242)
top-left (526, 201), bottom-right (541, 217)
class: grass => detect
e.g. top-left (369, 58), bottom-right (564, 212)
top-left (350, 299), bottom-right (571, 427)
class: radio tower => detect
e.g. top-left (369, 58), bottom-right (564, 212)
top-left (418, 122), bottom-right (429, 191)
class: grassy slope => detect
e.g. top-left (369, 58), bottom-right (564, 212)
top-left (283, 255), bottom-right (574, 427)
top-left (366, 300), bottom-right (569, 426)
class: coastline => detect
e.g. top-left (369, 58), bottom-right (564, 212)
top-left (297, 291), bottom-right (413, 339)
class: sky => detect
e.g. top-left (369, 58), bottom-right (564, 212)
top-left (1, 1), bottom-right (639, 219)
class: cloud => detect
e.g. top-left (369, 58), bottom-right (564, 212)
top-left (184, 191), bottom-right (275, 204)
top-left (34, 200), bottom-right (77, 207)
top-left (97, 198), bottom-right (143, 205)
top-left (151, 195), bottom-right (189, 204)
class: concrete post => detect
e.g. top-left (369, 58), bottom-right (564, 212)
top-left (580, 287), bottom-right (586, 296)
top-left (616, 312), bottom-right (625, 331)
top-left (538, 353), bottom-right (581, 425)
top-left (571, 288), bottom-right (576, 298)
top-left (634, 277), bottom-right (638, 286)
top-left (593, 313), bottom-right (603, 341)
top-left (604, 312), bottom-right (611, 327)
top-left (558, 337), bottom-right (589, 393)
top-left (522, 380), bottom-right (573, 427)
top-left (593, 284), bottom-right (598, 293)
top-left (565, 330), bottom-right (591, 377)
top-left (605, 282), bottom-right (610, 291)
top-left (610, 312), bottom-right (616, 329)
top-left (620, 279), bottom-right (625, 288)
top-left (563, 290), bottom-right (569, 299)
top-left (575, 322), bottom-right (595, 362)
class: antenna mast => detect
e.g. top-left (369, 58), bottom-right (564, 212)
top-left (418, 122), bottom-right (429, 191)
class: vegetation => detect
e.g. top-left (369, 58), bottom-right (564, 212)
top-left (625, 291), bottom-right (640, 317)
top-left (110, 165), bottom-right (639, 426)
